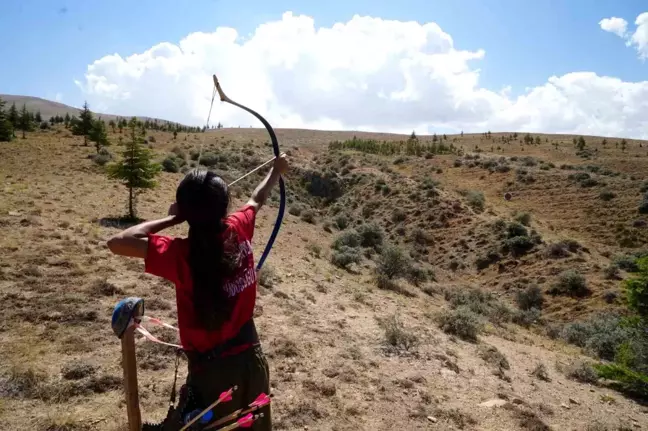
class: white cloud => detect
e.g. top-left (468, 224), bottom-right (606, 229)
top-left (600, 12), bottom-right (648, 61)
top-left (629, 12), bottom-right (648, 59)
top-left (77, 11), bottom-right (648, 139)
top-left (599, 17), bottom-right (628, 37)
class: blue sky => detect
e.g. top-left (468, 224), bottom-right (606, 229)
top-left (0, 0), bottom-right (645, 110)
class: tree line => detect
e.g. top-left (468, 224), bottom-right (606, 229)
top-left (328, 133), bottom-right (456, 157)
top-left (0, 97), bottom-right (205, 143)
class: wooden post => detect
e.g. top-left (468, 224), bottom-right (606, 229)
top-left (121, 325), bottom-right (141, 431)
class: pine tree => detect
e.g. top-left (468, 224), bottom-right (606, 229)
top-left (64, 113), bottom-right (71, 128)
top-left (577, 136), bottom-right (586, 151)
top-left (73, 101), bottom-right (94, 145)
top-left (19, 104), bottom-right (32, 139)
top-left (108, 119), bottom-right (116, 133)
top-left (49, 116), bottom-right (56, 125)
top-left (8, 103), bottom-right (18, 137)
top-left (621, 139), bottom-right (627, 152)
top-left (89, 118), bottom-right (110, 153)
top-left (0, 97), bottom-right (14, 142)
top-left (107, 117), bottom-right (161, 219)
top-left (35, 111), bottom-right (42, 123)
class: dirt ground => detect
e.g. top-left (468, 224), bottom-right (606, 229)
top-left (1, 126), bottom-right (647, 430)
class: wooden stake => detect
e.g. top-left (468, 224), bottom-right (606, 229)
top-left (121, 325), bottom-right (141, 431)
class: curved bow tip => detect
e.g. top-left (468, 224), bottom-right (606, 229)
top-left (212, 74), bottom-right (229, 103)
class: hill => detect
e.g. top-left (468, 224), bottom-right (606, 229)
top-left (0, 125), bottom-right (647, 430)
top-left (0, 94), bottom-right (188, 126)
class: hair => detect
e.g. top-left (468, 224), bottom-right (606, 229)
top-left (176, 169), bottom-right (241, 330)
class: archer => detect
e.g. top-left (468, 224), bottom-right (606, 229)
top-left (107, 153), bottom-right (289, 430)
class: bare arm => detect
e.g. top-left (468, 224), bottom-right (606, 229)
top-left (247, 153), bottom-right (288, 212)
top-left (107, 214), bottom-right (183, 259)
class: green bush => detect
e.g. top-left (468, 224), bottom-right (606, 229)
top-left (288, 204), bottom-right (304, 217)
top-left (333, 213), bottom-right (350, 230)
top-left (356, 223), bottom-right (384, 250)
top-left (332, 231), bottom-right (362, 250)
top-left (376, 245), bottom-right (411, 280)
top-left (330, 246), bottom-right (361, 269)
top-left (560, 314), bottom-right (630, 361)
top-left (162, 156), bottom-right (180, 173)
top-left (514, 212), bottom-right (532, 226)
top-left (502, 236), bottom-right (534, 257)
top-left (594, 363), bottom-right (648, 398)
top-left (515, 285), bottom-right (544, 310)
top-left (406, 266), bottom-right (428, 286)
top-left (300, 209), bottom-right (316, 224)
top-left (549, 270), bottom-right (590, 297)
top-left (466, 190), bottom-right (485, 212)
top-left (566, 361), bottom-right (599, 384)
top-left (200, 152), bottom-right (219, 167)
top-left (380, 314), bottom-right (419, 351)
top-left (437, 307), bottom-right (482, 342)
top-left (512, 308), bottom-right (541, 328)
top-left (507, 222), bottom-right (528, 238)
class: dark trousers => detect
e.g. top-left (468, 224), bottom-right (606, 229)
top-left (186, 344), bottom-right (272, 430)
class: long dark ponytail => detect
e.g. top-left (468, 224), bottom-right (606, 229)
top-left (176, 169), bottom-right (240, 330)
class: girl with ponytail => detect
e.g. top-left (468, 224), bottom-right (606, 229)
top-left (107, 153), bottom-right (289, 430)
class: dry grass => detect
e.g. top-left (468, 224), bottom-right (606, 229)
top-left (1, 125), bottom-right (648, 430)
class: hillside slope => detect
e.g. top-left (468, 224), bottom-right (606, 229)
top-left (0, 94), bottom-right (185, 125)
top-left (0, 126), bottom-right (647, 430)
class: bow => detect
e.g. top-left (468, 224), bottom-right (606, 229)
top-left (213, 74), bottom-right (286, 271)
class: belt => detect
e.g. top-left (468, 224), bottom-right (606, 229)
top-left (184, 319), bottom-right (259, 365)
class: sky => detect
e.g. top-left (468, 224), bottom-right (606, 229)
top-left (1, 0), bottom-right (647, 138)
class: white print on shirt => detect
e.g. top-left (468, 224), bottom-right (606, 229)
top-left (222, 240), bottom-right (256, 297)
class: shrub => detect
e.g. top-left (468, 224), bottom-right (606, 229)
top-left (613, 254), bottom-right (640, 272)
top-left (330, 246), bottom-right (361, 269)
top-left (475, 249), bottom-right (501, 270)
top-left (512, 308), bottom-right (541, 328)
top-left (333, 213), bottom-right (350, 230)
top-left (258, 265), bottom-right (277, 288)
top-left (92, 153), bottom-right (112, 166)
top-left (357, 223), bottom-right (384, 250)
top-left (437, 307), bottom-right (482, 342)
top-left (162, 156), bottom-right (180, 173)
top-left (502, 236), bottom-right (534, 257)
top-left (566, 361), bottom-right (599, 384)
top-left (200, 152), bottom-right (219, 167)
top-left (514, 212), bottom-right (532, 226)
top-left (599, 190), bottom-right (616, 201)
top-left (332, 231), bottom-right (362, 250)
top-left (560, 314), bottom-right (631, 360)
top-left (406, 266), bottom-right (428, 286)
top-left (300, 209), bottom-right (316, 224)
top-left (549, 270), bottom-right (589, 297)
top-left (594, 363), bottom-right (648, 398)
top-left (603, 264), bottom-right (621, 280)
top-left (380, 314), bottom-right (418, 351)
top-left (466, 190), bottom-right (485, 212)
top-left (515, 285), bottom-right (544, 310)
top-left (288, 204), bottom-right (304, 217)
top-left (444, 287), bottom-right (510, 325)
top-left (507, 222), bottom-right (528, 238)
top-left (376, 245), bottom-right (410, 279)
top-left (170, 146), bottom-right (185, 158)
top-left (478, 344), bottom-right (509, 370)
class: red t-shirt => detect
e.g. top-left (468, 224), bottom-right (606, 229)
top-left (144, 205), bottom-right (258, 354)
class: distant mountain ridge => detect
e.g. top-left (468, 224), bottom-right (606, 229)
top-left (0, 94), bottom-right (188, 126)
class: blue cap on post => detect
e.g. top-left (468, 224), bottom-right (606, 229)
top-left (111, 297), bottom-right (145, 338)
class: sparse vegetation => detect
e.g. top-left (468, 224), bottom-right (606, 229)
top-left (548, 270), bottom-right (589, 297)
